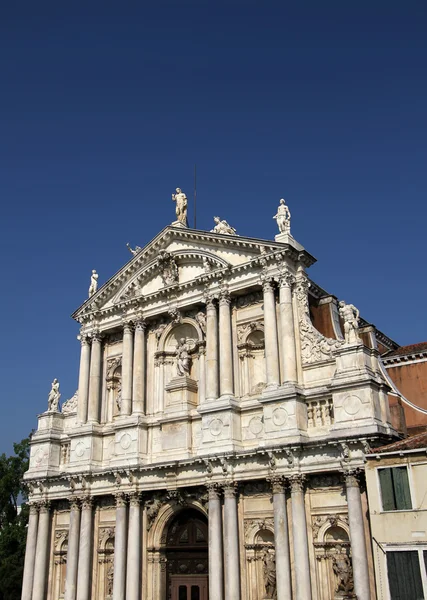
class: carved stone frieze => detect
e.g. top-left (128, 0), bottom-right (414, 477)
top-left (244, 517), bottom-right (274, 536)
top-left (233, 290), bottom-right (263, 309)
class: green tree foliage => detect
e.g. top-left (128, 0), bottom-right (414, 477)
top-left (0, 437), bottom-right (31, 600)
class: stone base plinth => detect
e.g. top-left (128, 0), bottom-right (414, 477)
top-left (165, 376), bottom-right (198, 412)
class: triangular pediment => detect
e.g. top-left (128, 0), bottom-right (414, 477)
top-left (72, 225), bottom-right (314, 322)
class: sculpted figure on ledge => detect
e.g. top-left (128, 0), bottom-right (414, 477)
top-left (172, 187), bottom-right (188, 227)
top-left (273, 198), bottom-right (291, 234)
top-left (339, 300), bottom-right (361, 345)
top-left (211, 216), bottom-right (237, 235)
top-left (88, 269), bottom-right (98, 297)
top-left (47, 378), bottom-right (61, 412)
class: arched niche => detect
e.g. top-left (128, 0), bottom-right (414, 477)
top-left (314, 520), bottom-right (353, 600)
top-left (238, 324), bottom-right (266, 397)
top-left (244, 524), bottom-right (276, 600)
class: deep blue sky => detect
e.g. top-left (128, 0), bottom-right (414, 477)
top-left (1, 1), bottom-right (426, 453)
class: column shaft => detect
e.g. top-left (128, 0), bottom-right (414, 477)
top-left (77, 336), bottom-right (91, 423)
top-left (279, 275), bottom-right (297, 382)
top-left (263, 280), bottom-right (280, 387)
top-left (113, 494), bottom-right (128, 600)
top-left (346, 473), bottom-right (371, 600)
top-left (272, 481), bottom-right (292, 600)
top-left (64, 500), bottom-right (81, 600)
top-left (21, 504), bottom-right (39, 600)
top-left (223, 484), bottom-right (241, 600)
top-left (205, 299), bottom-right (219, 401)
top-left (76, 498), bottom-right (93, 600)
top-left (132, 321), bottom-right (146, 413)
top-left (290, 476), bottom-right (312, 600)
top-left (87, 333), bottom-right (102, 422)
top-left (219, 294), bottom-right (234, 397)
top-left (121, 323), bottom-right (134, 416)
top-left (126, 495), bottom-right (141, 600)
top-left (208, 486), bottom-right (224, 600)
top-left (31, 503), bottom-right (50, 600)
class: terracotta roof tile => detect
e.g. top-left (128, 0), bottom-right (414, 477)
top-left (383, 342), bottom-right (427, 358)
top-left (370, 431), bottom-right (427, 453)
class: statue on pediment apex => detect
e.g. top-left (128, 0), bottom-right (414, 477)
top-left (172, 187), bottom-right (188, 227)
top-left (273, 198), bottom-right (291, 234)
top-left (211, 216), bottom-right (237, 235)
top-left (47, 378), bottom-right (61, 412)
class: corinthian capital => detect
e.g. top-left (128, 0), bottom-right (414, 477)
top-left (289, 473), bottom-right (306, 493)
top-left (219, 290), bottom-right (231, 306)
top-left (223, 481), bottom-right (239, 499)
top-left (206, 482), bottom-right (222, 500)
top-left (268, 476), bottom-right (287, 494)
top-left (278, 268), bottom-right (295, 289)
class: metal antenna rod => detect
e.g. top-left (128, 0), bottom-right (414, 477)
top-left (194, 164), bottom-right (197, 229)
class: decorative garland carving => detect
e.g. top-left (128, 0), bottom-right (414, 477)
top-left (296, 272), bottom-right (344, 364)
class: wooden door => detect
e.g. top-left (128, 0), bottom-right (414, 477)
top-left (170, 575), bottom-right (208, 600)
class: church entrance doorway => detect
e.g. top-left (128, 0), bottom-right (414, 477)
top-left (166, 509), bottom-right (209, 600)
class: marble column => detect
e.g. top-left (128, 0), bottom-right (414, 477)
top-left (219, 292), bottom-right (234, 397)
top-left (208, 484), bottom-right (224, 600)
top-left (278, 271), bottom-right (297, 383)
top-left (126, 493), bottom-right (141, 600)
top-left (121, 322), bottom-right (134, 416)
top-left (113, 493), bottom-right (128, 600)
top-left (21, 503), bottom-right (39, 600)
top-left (205, 297), bottom-right (219, 401)
top-left (76, 497), bottom-right (93, 600)
top-left (88, 331), bottom-right (102, 423)
top-left (77, 335), bottom-right (91, 423)
top-left (31, 501), bottom-right (51, 600)
top-left (290, 475), bottom-right (312, 600)
top-left (271, 478), bottom-right (292, 600)
top-left (132, 320), bottom-right (146, 414)
top-left (64, 498), bottom-right (81, 600)
top-left (263, 279), bottom-right (280, 388)
top-left (345, 471), bottom-right (371, 600)
top-left (223, 483), bottom-right (241, 600)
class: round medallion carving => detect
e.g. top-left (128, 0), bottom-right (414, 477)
top-left (343, 395), bottom-right (362, 416)
top-left (249, 416), bottom-right (263, 436)
top-left (120, 433), bottom-right (132, 450)
top-left (272, 407), bottom-right (288, 427)
top-left (34, 448), bottom-right (45, 466)
top-left (75, 442), bottom-right (86, 458)
top-left (209, 418), bottom-right (223, 436)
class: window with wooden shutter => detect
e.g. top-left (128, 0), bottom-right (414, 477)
top-left (379, 467), bottom-right (412, 511)
top-left (387, 551), bottom-right (424, 600)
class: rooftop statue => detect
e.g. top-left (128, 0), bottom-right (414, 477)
top-left (339, 300), bottom-right (361, 345)
top-left (273, 198), bottom-right (291, 234)
top-left (126, 242), bottom-right (142, 256)
top-left (47, 378), bottom-right (61, 412)
top-left (211, 216), bottom-right (237, 235)
top-left (172, 187), bottom-right (188, 227)
top-left (88, 269), bottom-right (98, 297)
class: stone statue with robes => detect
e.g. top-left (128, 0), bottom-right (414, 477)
top-left (88, 270), bottom-right (98, 297)
top-left (211, 216), bottom-right (237, 235)
top-left (47, 378), bottom-right (61, 412)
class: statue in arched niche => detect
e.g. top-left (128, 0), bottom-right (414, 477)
top-left (262, 550), bottom-right (277, 599)
top-left (176, 338), bottom-right (197, 376)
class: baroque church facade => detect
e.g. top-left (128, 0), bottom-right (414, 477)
top-left (22, 195), bottom-right (399, 600)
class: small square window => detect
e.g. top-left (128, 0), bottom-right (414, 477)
top-left (379, 466), bottom-right (412, 511)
